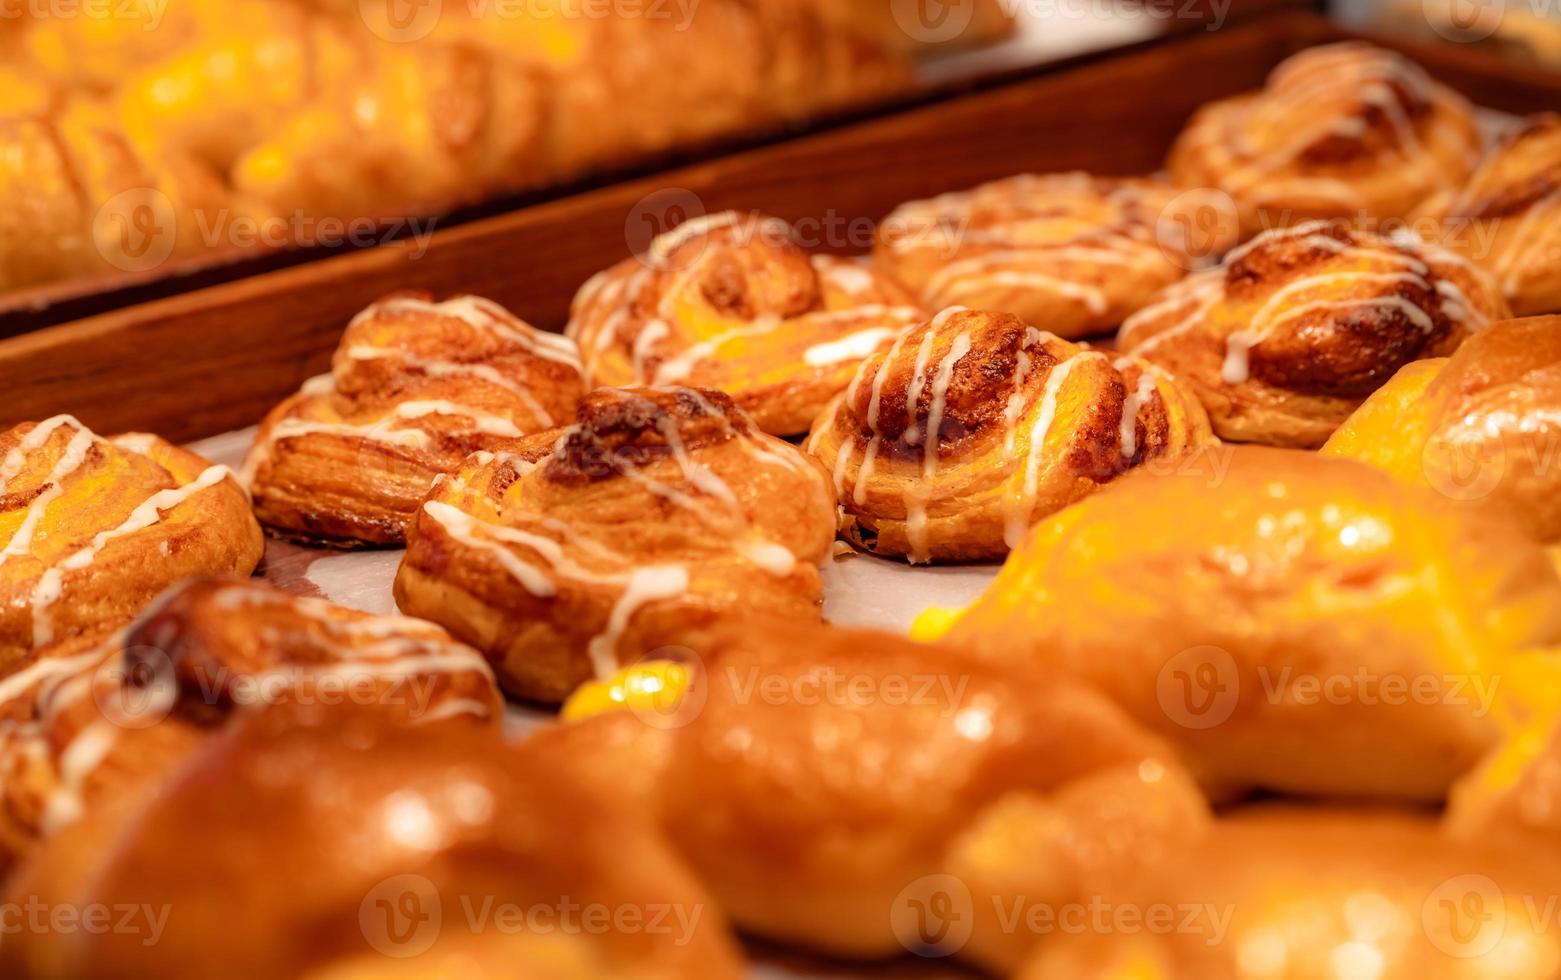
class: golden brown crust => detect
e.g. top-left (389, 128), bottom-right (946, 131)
top-left (2, 705), bottom-right (744, 980)
top-left (243, 293), bottom-right (585, 546)
top-left (805, 308), bottom-right (1217, 562)
top-left (0, 418), bottom-right (262, 669)
top-left (567, 212), bottom-right (926, 436)
top-left (875, 174), bottom-right (1240, 338)
top-left (937, 446), bottom-right (1561, 803)
top-left (394, 386), bottom-right (837, 703)
top-left (1167, 42), bottom-right (1483, 236)
top-left (1119, 221), bottom-right (1511, 447)
top-left (1413, 113), bottom-right (1561, 316)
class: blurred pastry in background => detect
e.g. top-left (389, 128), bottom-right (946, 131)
top-left (1376, 0), bottom-right (1561, 69)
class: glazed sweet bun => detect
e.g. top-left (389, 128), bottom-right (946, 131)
top-left (1118, 221), bottom-right (1509, 447)
top-left (0, 577), bottom-right (499, 866)
top-left (244, 293), bottom-right (585, 546)
top-left (395, 386), bottom-right (836, 702)
top-left (1016, 807), bottom-right (1561, 978)
top-left (875, 173), bottom-right (1240, 338)
top-left (804, 308), bottom-right (1217, 562)
top-left (921, 447), bottom-right (1561, 803)
top-left (2, 705), bottom-right (745, 980)
top-left (566, 211), bottom-right (925, 436)
top-left (1323, 315), bottom-right (1561, 543)
top-left (1168, 42), bottom-right (1482, 236)
top-left (0, 416), bottom-right (262, 668)
top-left (1413, 113), bottom-right (1561, 316)
top-left (544, 619), bottom-right (1209, 974)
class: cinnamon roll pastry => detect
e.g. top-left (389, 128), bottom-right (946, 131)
top-left (1413, 113), bottom-right (1561, 317)
top-left (3, 705), bottom-right (743, 980)
top-left (545, 619), bottom-right (1210, 974)
top-left (875, 174), bottom-right (1240, 339)
top-left (1323, 315), bottom-right (1561, 543)
top-left (1017, 807), bottom-right (1561, 979)
top-left (804, 308), bottom-right (1216, 563)
top-left (0, 577), bottom-right (500, 866)
top-left (1168, 42), bottom-right (1482, 236)
top-left (395, 386), bottom-right (836, 702)
top-left (920, 447), bottom-right (1561, 803)
top-left (243, 293), bottom-right (585, 546)
top-left (567, 211), bottom-right (925, 436)
top-left (1118, 221), bottom-right (1510, 447)
top-left (0, 417), bottom-right (261, 669)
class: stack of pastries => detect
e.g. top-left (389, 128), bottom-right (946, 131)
top-left (6, 38), bottom-right (1561, 980)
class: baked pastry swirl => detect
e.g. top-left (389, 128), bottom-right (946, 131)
top-left (874, 173), bottom-right (1240, 338)
top-left (804, 308), bottom-right (1216, 563)
top-left (1118, 221), bottom-right (1510, 447)
top-left (1413, 113), bottom-right (1561, 317)
top-left (395, 386), bottom-right (836, 702)
top-left (3, 704), bottom-right (743, 980)
top-left (1168, 42), bottom-right (1482, 236)
top-left (0, 577), bottom-right (500, 866)
top-left (243, 293), bottom-right (585, 546)
top-left (1323, 315), bottom-right (1561, 543)
top-left (567, 211), bottom-right (925, 436)
top-left (919, 447), bottom-right (1561, 803)
top-left (0, 417), bottom-right (262, 669)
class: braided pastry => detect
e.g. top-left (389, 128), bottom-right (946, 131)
top-left (547, 620), bottom-right (1209, 974)
top-left (875, 174), bottom-right (1240, 339)
top-left (2, 703), bottom-right (742, 980)
top-left (919, 447), bottom-right (1561, 803)
top-left (0, 577), bottom-right (499, 867)
top-left (804, 308), bottom-right (1216, 563)
top-left (0, 417), bottom-right (262, 669)
top-left (1414, 113), bottom-right (1561, 317)
top-left (1118, 221), bottom-right (1510, 447)
top-left (568, 212), bottom-right (925, 436)
top-left (243, 293), bottom-right (585, 546)
top-left (1324, 315), bottom-right (1561, 544)
top-left (1168, 42), bottom-right (1482, 236)
top-left (395, 386), bottom-right (836, 702)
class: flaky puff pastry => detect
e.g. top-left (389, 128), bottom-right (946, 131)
top-left (243, 294), bottom-right (585, 546)
top-left (395, 386), bottom-right (836, 703)
top-left (1168, 42), bottom-right (1482, 236)
top-left (922, 447), bottom-right (1561, 803)
top-left (805, 308), bottom-right (1217, 563)
top-left (1323, 315), bottom-right (1561, 544)
top-left (875, 174), bottom-right (1240, 338)
top-left (0, 577), bottom-right (500, 868)
top-left (545, 620), bottom-right (1209, 974)
top-left (0, 417), bottom-right (261, 669)
top-left (567, 211), bottom-right (925, 436)
top-left (2, 704), bottom-right (743, 980)
top-left (1414, 113), bottom-right (1561, 317)
top-left (1119, 221), bottom-right (1509, 448)
top-left (1017, 807), bottom-right (1561, 979)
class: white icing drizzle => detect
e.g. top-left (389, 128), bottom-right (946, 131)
top-left (903, 332), bottom-right (972, 564)
top-left (1006, 353), bottom-right (1107, 548)
top-left (802, 326), bottom-right (898, 367)
top-left (345, 346), bottom-right (556, 428)
top-left (0, 420), bottom-right (97, 571)
top-left (354, 295), bottom-right (582, 374)
top-left (1115, 360), bottom-right (1159, 461)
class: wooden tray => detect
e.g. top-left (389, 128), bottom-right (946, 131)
top-left (3, 9), bottom-right (1559, 445)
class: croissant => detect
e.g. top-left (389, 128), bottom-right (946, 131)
top-left (567, 211), bottom-right (925, 436)
top-left (243, 293), bottom-right (585, 546)
top-left (544, 618), bottom-right (1209, 974)
top-left (395, 386), bottom-right (836, 702)
top-left (1118, 220), bottom-right (1510, 448)
top-left (918, 447), bottom-right (1561, 803)
top-left (875, 174), bottom-right (1240, 339)
top-left (1168, 42), bottom-right (1483, 236)
top-left (1017, 806), bottom-right (1561, 978)
top-left (1413, 113), bottom-right (1561, 317)
top-left (0, 417), bottom-right (262, 669)
top-left (0, 576), bottom-right (500, 867)
top-left (803, 308), bottom-right (1217, 563)
top-left (1323, 315), bottom-right (1561, 544)
top-left (2, 703), bottom-right (743, 980)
